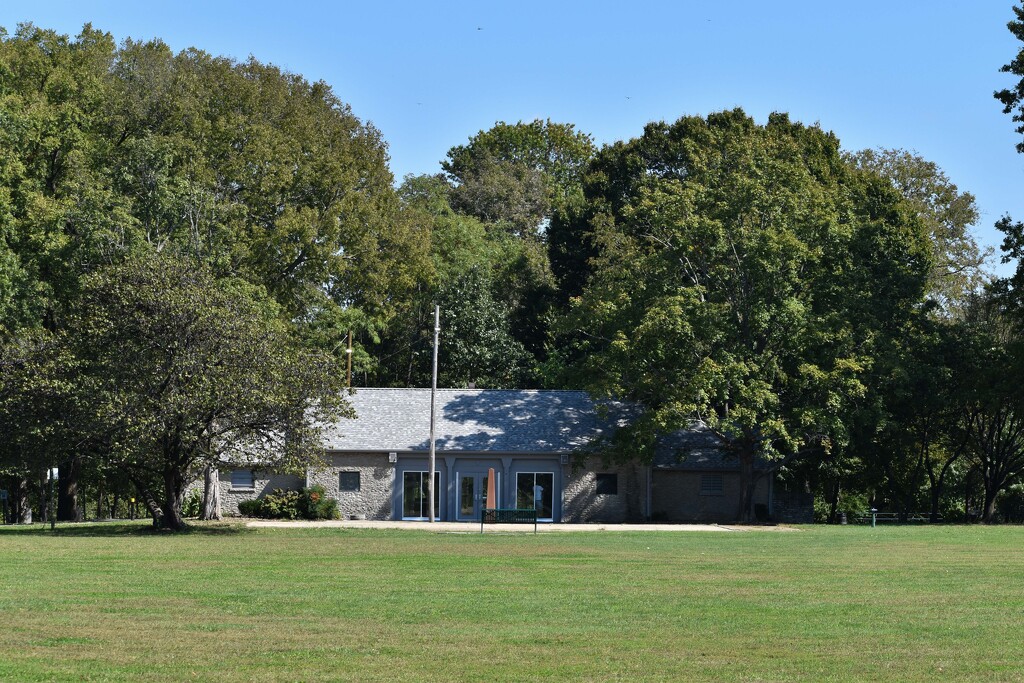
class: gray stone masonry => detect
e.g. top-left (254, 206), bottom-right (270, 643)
top-left (306, 453), bottom-right (393, 520)
top-left (220, 471), bottom-right (304, 516)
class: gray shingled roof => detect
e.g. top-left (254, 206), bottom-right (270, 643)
top-left (322, 388), bottom-right (621, 453)
top-left (652, 422), bottom-right (770, 471)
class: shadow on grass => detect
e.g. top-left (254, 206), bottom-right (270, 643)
top-left (0, 520), bottom-right (254, 537)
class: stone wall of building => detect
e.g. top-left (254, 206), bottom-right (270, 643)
top-left (563, 458), bottom-right (645, 523)
top-left (220, 470), bottom-right (305, 516)
top-left (306, 452), bottom-right (394, 520)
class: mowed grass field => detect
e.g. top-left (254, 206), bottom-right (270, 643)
top-left (0, 524), bottom-right (1022, 682)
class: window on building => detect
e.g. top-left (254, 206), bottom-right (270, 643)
top-left (516, 472), bottom-right (554, 520)
top-left (402, 471), bottom-right (440, 519)
top-left (339, 471), bottom-right (360, 492)
top-left (595, 473), bottom-right (618, 495)
top-left (230, 469), bottom-right (255, 489)
top-left (700, 473), bottom-right (724, 496)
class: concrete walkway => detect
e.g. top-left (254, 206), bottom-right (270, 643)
top-left (245, 519), bottom-right (794, 533)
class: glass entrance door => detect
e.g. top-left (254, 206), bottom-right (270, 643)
top-left (457, 472), bottom-right (493, 521)
top-left (402, 471), bottom-right (440, 520)
top-left (516, 472), bottom-right (554, 521)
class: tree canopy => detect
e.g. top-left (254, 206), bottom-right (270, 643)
top-left (555, 110), bottom-right (931, 520)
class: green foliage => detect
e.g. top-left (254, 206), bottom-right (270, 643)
top-left (996, 3), bottom-right (1024, 153)
top-left (235, 486), bottom-right (337, 520)
top-left (236, 499), bottom-right (264, 517)
top-left (436, 266), bottom-right (533, 388)
top-left (299, 485), bottom-right (340, 521)
top-left (847, 148), bottom-right (987, 314)
top-left (182, 490), bottom-right (203, 519)
top-left (67, 252), bottom-right (350, 529)
top-left (556, 109), bottom-right (932, 520)
top-left (261, 489), bottom-right (303, 520)
top-left (443, 119), bottom-right (596, 235)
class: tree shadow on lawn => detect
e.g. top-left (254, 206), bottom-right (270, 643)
top-left (0, 520), bottom-right (253, 537)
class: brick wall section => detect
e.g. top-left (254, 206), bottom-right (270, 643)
top-left (772, 489), bottom-right (814, 523)
top-left (306, 452), bottom-right (393, 520)
top-left (563, 458), bottom-right (645, 523)
top-left (651, 471), bottom-right (770, 522)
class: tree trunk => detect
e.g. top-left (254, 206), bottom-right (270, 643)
top-left (827, 481), bottom-right (841, 524)
top-left (131, 479), bottom-right (164, 528)
top-left (96, 478), bottom-right (104, 519)
top-left (16, 478), bottom-right (32, 524)
top-left (929, 485), bottom-right (942, 523)
top-left (38, 470), bottom-right (49, 523)
top-left (161, 468), bottom-right (186, 531)
top-left (201, 465), bottom-right (221, 521)
top-left (982, 484), bottom-right (999, 524)
top-left (57, 455), bottom-right (84, 522)
top-left (737, 450), bottom-right (755, 523)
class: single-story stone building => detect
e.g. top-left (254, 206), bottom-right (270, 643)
top-left (213, 388), bottom-right (811, 523)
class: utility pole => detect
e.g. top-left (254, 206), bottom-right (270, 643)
top-left (428, 305), bottom-right (439, 523)
top-left (346, 329), bottom-right (353, 389)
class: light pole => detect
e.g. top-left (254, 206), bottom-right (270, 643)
top-left (428, 305), bottom-right (439, 523)
top-left (48, 467), bottom-right (58, 531)
top-left (346, 329), bottom-right (353, 389)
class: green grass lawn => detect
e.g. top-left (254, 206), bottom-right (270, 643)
top-left (0, 523), bottom-right (1022, 682)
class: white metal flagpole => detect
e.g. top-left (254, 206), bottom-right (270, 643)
top-left (428, 304), bottom-right (440, 522)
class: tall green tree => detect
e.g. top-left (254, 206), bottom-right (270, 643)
top-left (0, 24), bottom-right (411, 522)
top-left (558, 110), bottom-right (931, 521)
top-left (69, 253), bottom-right (349, 530)
top-left (440, 120), bottom-right (590, 375)
top-left (373, 174), bottom-right (538, 388)
top-left (847, 149), bottom-right (987, 314)
top-left (443, 118), bottom-right (596, 236)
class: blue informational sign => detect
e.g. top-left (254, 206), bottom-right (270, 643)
top-left (0, 490), bottom-right (7, 501)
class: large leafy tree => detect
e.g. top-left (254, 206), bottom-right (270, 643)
top-left (0, 23), bottom-right (425, 336)
top-left (0, 24), bottom-right (415, 521)
top-left (847, 149), bottom-right (987, 314)
top-left (443, 118), bottom-right (595, 236)
top-left (558, 110), bottom-right (931, 521)
top-left (373, 174), bottom-right (537, 388)
top-left (438, 120), bottom-right (592, 378)
top-left (69, 253), bottom-right (349, 530)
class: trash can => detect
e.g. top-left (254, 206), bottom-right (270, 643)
top-left (839, 512), bottom-right (847, 525)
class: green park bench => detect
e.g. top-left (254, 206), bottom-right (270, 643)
top-left (480, 508), bottom-right (538, 533)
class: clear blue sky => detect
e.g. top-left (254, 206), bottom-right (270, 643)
top-left (3, 1), bottom-right (1023, 273)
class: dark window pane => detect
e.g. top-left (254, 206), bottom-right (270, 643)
top-left (536, 472), bottom-right (553, 519)
top-left (230, 469), bottom-right (254, 488)
top-left (596, 473), bottom-right (617, 495)
top-left (460, 476), bottom-right (474, 516)
top-left (403, 472), bottom-right (421, 517)
top-left (403, 471), bottom-right (440, 519)
top-left (516, 473), bottom-right (533, 509)
top-left (339, 471), bottom-right (360, 492)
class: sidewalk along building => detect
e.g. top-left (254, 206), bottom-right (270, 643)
top-left (217, 388), bottom-right (812, 523)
